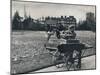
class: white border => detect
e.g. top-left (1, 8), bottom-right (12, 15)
top-left (0, 0), bottom-right (100, 75)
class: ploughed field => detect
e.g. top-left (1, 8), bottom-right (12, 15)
top-left (11, 31), bottom-right (96, 74)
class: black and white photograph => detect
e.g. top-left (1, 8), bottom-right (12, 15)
top-left (11, 0), bottom-right (96, 74)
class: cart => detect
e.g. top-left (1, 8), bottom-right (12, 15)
top-left (45, 39), bottom-right (93, 70)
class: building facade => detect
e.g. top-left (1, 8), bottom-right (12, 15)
top-left (45, 16), bottom-right (77, 31)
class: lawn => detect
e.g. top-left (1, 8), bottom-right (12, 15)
top-left (11, 31), bottom-right (96, 74)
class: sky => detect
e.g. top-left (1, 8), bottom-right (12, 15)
top-left (12, 0), bottom-right (96, 22)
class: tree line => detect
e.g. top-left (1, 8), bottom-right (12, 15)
top-left (12, 11), bottom-right (96, 32)
top-left (12, 11), bottom-right (45, 31)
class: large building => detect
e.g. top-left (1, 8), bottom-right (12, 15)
top-left (45, 16), bottom-right (77, 31)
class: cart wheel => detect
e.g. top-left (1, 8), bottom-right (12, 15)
top-left (65, 58), bottom-right (79, 71)
top-left (73, 50), bottom-right (81, 70)
top-left (63, 55), bottom-right (73, 70)
top-left (77, 50), bottom-right (82, 69)
top-left (64, 50), bottom-right (81, 71)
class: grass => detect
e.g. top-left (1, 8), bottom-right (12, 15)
top-left (76, 31), bottom-right (96, 56)
top-left (11, 31), bottom-right (96, 74)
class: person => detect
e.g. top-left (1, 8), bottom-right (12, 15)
top-left (56, 25), bottom-right (77, 62)
top-left (61, 25), bottom-right (76, 40)
top-left (44, 28), bottom-right (55, 47)
top-left (47, 30), bottom-right (54, 41)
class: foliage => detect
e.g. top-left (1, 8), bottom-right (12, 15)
top-left (76, 20), bottom-right (96, 32)
top-left (12, 11), bottom-right (22, 30)
top-left (12, 11), bottom-right (96, 32)
top-left (76, 12), bottom-right (96, 32)
top-left (12, 11), bottom-right (46, 31)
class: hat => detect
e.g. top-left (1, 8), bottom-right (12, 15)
top-left (68, 25), bottom-right (75, 29)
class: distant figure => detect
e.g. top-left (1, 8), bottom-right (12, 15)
top-left (47, 30), bottom-right (54, 41)
top-left (44, 29), bottom-right (55, 47)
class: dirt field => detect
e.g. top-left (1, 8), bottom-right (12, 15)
top-left (11, 31), bottom-right (96, 74)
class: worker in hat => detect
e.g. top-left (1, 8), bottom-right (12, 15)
top-left (61, 25), bottom-right (76, 40)
top-left (56, 25), bottom-right (77, 63)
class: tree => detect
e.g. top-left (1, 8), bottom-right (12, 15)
top-left (77, 21), bottom-right (91, 30)
top-left (86, 12), bottom-right (96, 32)
top-left (12, 11), bottom-right (21, 30)
top-left (76, 12), bottom-right (96, 32)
